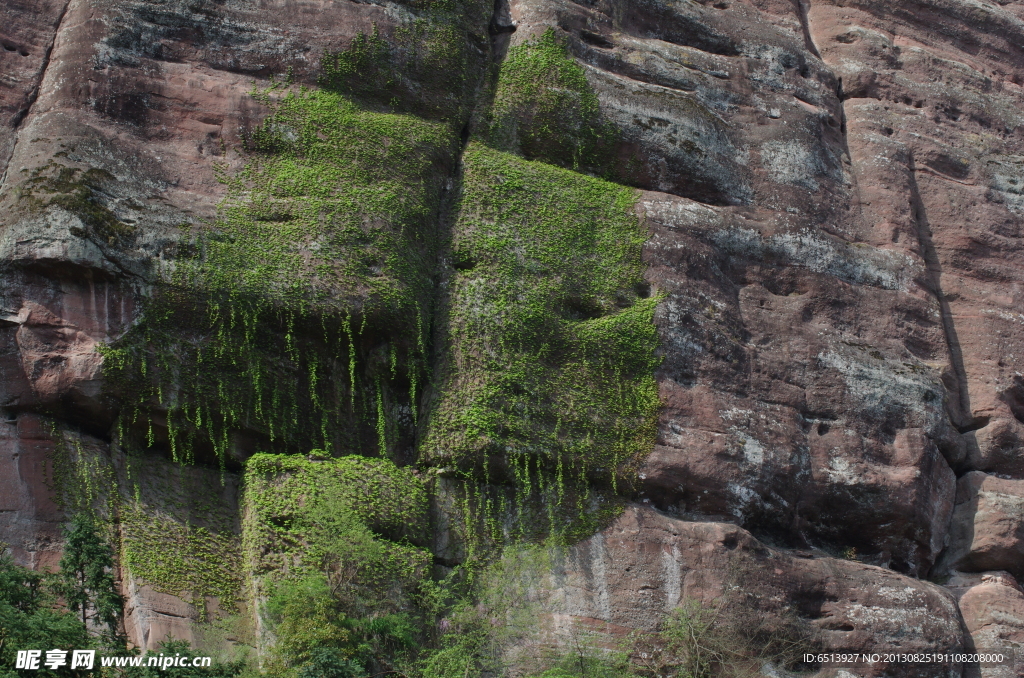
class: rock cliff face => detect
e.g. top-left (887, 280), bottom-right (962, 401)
top-left (2, 0), bottom-right (1024, 675)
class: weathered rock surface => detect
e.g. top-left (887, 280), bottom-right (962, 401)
top-left (0, 0), bottom-right (67, 178)
top-left (0, 413), bottom-right (65, 570)
top-left (946, 571), bottom-right (1024, 678)
top-left (806, 0), bottom-right (1024, 479)
top-left (1, 231), bottom-right (136, 431)
top-left (121, 579), bottom-right (199, 652)
top-left (546, 505), bottom-right (967, 678)
top-left (939, 473), bottom-right (1024, 581)
top-left (638, 190), bottom-right (959, 576)
top-left (1, 0), bottom-right (1023, 673)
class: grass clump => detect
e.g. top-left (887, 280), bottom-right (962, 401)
top-left (631, 598), bottom-right (818, 678)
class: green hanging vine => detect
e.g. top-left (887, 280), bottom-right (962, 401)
top-left (100, 88), bottom-right (454, 466)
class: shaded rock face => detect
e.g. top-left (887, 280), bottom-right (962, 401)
top-left (0, 414), bottom-right (65, 570)
top-left (1, 0), bottom-right (1023, 673)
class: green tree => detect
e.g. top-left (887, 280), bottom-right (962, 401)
top-left (53, 515), bottom-right (124, 642)
top-left (0, 549), bottom-right (92, 678)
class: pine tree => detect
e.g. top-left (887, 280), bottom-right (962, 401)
top-left (0, 549), bottom-right (92, 677)
top-left (54, 514), bottom-right (124, 642)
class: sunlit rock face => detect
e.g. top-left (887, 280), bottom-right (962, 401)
top-left (2, 0), bottom-right (1023, 671)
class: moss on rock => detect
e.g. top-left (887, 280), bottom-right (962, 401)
top-left (422, 142), bottom-right (661, 542)
top-left (488, 29), bottom-right (616, 172)
top-left (319, 1), bottom-right (492, 124)
top-left (16, 163), bottom-right (136, 245)
top-left (120, 505), bottom-right (241, 616)
top-left (102, 89), bottom-right (459, 464)
top-left (242, 453), bottom-right (431, 601)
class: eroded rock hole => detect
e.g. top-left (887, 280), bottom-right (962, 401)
top-left (451, 250), bottom-right (476, 271)
top-left (560, 295), bottom-right (604, 320)
top-left (579, 30), bottom-right (613, 49)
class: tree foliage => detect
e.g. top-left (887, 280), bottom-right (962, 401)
top-left (0, 551), bottom-right (92, 678)
top-left (53, 515), bottom-right (124, 643)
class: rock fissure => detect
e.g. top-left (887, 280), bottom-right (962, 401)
top-left (0, 0), bottom-right (73, 188)
top-left (908, 152), bottom-right (976, 445)
top-left (795, 0), bottom-right (823, 60)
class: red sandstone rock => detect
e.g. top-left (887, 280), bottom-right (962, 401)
top-left (121, 575), bottom-right (198, 652)
top-left (946, 571), bottom-right (1024, 678)
top-left (0, 0), bottom-right (67, 179)
top-left (545, 505), bottom-right (967, 678)
top-left (1, 0), bottom-right (1023, 665)
top-left (0, 413), bottom-right (64, 570)
top-left (939, 472), bottom-right (1024, 581)
top-left (805, 0), bottom-right (1024, 479)
top-left (1, 267), bottom-right (134, 430)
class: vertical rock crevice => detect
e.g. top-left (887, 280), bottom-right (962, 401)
top-left (793, 0), bottom-right (822, 60)
top-left (907, 153), bottom-right (983, 446)
top-left (0, 0), bottom-right (73, 189)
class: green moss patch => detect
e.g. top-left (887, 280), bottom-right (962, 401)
top-left (117, 454), bottom-right (242, 619)
top-left (45, 425), bottom-right (120, 519)
top-left (121, 505), bottom-right (242, 616)
top-left (208, 88), bottom-right (454, 308)
top-left (242, 453), bottom-right (431, 600)
top-left (103, 89), bottom-right (458, 464)
top-left (488, 29), bottom-right (615, 172)
top-left (423, 142), bottom-right (660, 542)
